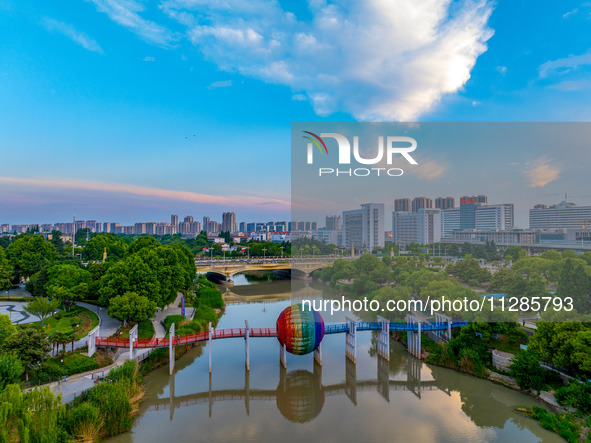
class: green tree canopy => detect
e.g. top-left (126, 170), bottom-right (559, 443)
top-left (45, 264), bottom-right (91, 311)
top-left (0, 313), bottom-right (17, 347)
top-left (0, 353), bottom-right (24, 392)
top-left (107, 292), bottom-right (156, 324)
top-left (509, 350), bottom-right (546, 392)
top-left (6, 234), bottom-right (58, 279)
top-left (82, 233), bottom-right (128, 261)
top-left (24, 297), bottom-right (60, 325)
top-left (3, 328), bottom-right (51, 379)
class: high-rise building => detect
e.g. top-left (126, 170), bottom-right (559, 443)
top-left (529, 199), bottom-right (591, 230)
top-left (134, 223), bottom-right (146, 235)
top-left (342, 209), bottom-right (363, 250)
top-left (393, 208), bottom-right (441, 246)
top-left (171, 214), bottom-right (179, 227)
top-left (361, 203), bottom-right (385, 251)
top-left (203, 216), bottom-right (211, 232)
top-left (325, 215), bottom-right (342, 231)
top-left (394, 198), bottom-right (411, 212)
top-left (411, 197), bottom-right (433, 212)
top-left (183, 215), bottom-right (194, 223)
top-left (435, 197), bottom-right (455, 210)
top-left (222, 212), bottom-right (237, 233)
top-left (476, 204), bottom-right (514, 230)
top-left (459, 196), bottom-right (487, 229)
top-left (440, 209), bottom-right (461, 238)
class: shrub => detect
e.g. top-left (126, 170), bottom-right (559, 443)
top-left (196, 287), bottom-right (223, 308)
top-left (164, 315), bottom-right (186, 332)
top-left (555, 381), bottom-right (591, 415)
top-left (138, 319), bottom-right (155, 339)
top-left (531, 406), bottom-right (580, 443)
top-left (509, 350), bottom-right (545, 392)
top-left (84, 381), bottom-right (132, 436)
top-left (63, 402), bottom-right (103, 440)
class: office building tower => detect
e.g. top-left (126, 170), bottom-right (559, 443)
top-left (325, 215), bottom-right (342, 231)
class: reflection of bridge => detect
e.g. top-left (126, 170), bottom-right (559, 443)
top-left (195, 257), bottom-right (340, 278)
top-left (146, 350), bottom-right (445, 422)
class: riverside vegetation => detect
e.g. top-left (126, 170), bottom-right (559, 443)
top-left (314, 248), bottom-right (591, 442)
top-left (0, 230), bottom-right (225, 441)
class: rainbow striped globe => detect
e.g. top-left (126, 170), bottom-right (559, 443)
top-left (276, 304), bottom-right (324, 355)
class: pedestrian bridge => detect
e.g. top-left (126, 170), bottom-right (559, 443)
top-left (195, 256), bottom-right (340, 278)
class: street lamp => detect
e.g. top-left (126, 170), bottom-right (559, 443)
top-left (280, 246), bottom-right (284, 259)
top-left (263, 248), bottom-right (267, 261)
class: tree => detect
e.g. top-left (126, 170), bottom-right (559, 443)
top-left (5, 234), bottom-right (58, 279)
top-left (0, 313), bottom-right (17, 347)
top-left (0, 246), bottom-right (13, 292)
top-left (82, 233), bottom-right (128, 261)
top-left (24, 297), bottom-right (60, 325)
top-left (571, 330), bottom-right (591, 374)
top-left (0, 353), bottom-right (24, 392)
top-left (107, 292), bottom-right (156, 325)
top-left (45, 263), bottom-right (91, 311)
top-left (509, 350), bottom-right (546, 392)
top-left (557, 258), bottom-right (591, 312)
top-left (488, 268), bottom-right (517, 293)
top-left (3, 328), bottom-right (51, 379)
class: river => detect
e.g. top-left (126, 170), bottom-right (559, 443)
top-left (109, 278), bottom-right (562, 442)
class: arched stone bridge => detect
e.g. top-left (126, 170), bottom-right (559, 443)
top-left (195, 256), bottom-right (341, 278)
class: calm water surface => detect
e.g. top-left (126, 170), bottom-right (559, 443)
top-left (109, 280), bottom-right (561, 443)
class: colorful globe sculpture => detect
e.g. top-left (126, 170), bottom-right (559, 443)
top-left (276, 304), bottom-right (324, 355)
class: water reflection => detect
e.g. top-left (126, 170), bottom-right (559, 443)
top-left (111, 281), bottom-right (562, 443)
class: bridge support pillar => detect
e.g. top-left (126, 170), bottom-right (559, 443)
top-left (209, 322), bottom-right (213, 373)
top-left (169, 323), bottom-right (175, 375)
top-left (314, 342), bottom-right (322, 366)
top-left (434, 313), bottom-right (452, 341)
top-left (129, 324), bottom-right (138, 361)
top-left (406, 315), bottom-right (422, 359)
top-left (377, 315), bottom-right (390, 360)
top-left (345, 317), bottom-right (356, 363)
top-left (87, 326), bottom-right (99, 357)
top-left (280, 343), bottom-right (287, 369)
top-left (245, 320), bottom-right (250, 372)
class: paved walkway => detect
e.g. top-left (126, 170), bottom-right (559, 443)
top-left (153, 292), bottom-right (195, 338)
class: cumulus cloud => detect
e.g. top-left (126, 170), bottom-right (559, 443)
top-left (523, 157), bottom-right (560, 187)
top-left (41, 17), bottom-right (103, 54)
top-left (87, 0), bottom-right (176, 47)
top-left (158, 0), bottom-right (494, 121)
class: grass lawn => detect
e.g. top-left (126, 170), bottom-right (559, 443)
top-left (117, 319), bottom-right (154, 340)
top-left (488, 334), bottom-right (523, 355)
top-left (25, 305), bottom-right (100, 340)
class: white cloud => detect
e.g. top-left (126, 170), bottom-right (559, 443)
top-left (496, 65), bottom-right (507, 75)
top-left (87, 0), bottom-right (176, 47)
top-left (160, 0), bottom-right (494, 121)
top-left (142, 55), bottom-right (155, 62)
top-left (292, 94), bottom-right (307, 101)
top-left (41, 17), bottom-right (103, 54)
top-left (562, 8), bottom-right (578, 18)
top-left (539, 51), bottom-right (591, 78)
top-left (409, 159), bottom-right (448, 181)
top-left (523, 157), bottom-right (560, 188)
top-left (208, 80), bottom-right (232, 88)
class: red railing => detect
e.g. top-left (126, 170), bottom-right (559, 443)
top-left (95, 327), bottom-right (278, 348)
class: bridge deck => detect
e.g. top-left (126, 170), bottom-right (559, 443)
top-left (95, 321), bottom-right (467, 349)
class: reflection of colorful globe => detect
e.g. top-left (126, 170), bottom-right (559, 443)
top-left (276, 304), bottom-right (324, 355)
top-left (276, 370), bottom-right (325, 423)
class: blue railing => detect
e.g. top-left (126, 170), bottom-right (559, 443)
top-left (324, 320), bottom-right (468, 334)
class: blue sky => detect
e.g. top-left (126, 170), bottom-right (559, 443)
top-left (1, 0), bottom-right (590, 225)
